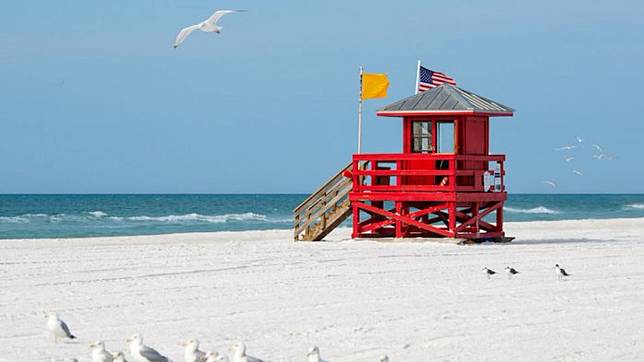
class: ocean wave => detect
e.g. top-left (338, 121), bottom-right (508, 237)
top-left (505, 206), bottom-right (561, 214)
top-left (125, 212), bottom-right (268, 223)
top-left (626, 203), bottom-right (644, 210)
top-left (0, 212), bottom-right (274, 224)
top-left (0, 216), bottom-right (30, 223)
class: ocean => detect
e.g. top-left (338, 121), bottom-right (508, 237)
top-left (1, 194), bottom-right (643, 239)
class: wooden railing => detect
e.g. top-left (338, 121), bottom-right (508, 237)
top-left (352, 153), bottom-right (505, 193)
top-left (293, 163), bottom-right (354, 241)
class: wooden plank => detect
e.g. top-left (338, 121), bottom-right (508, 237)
top-left (360, 203), bottom-right (448, 233)
top-left (354, 202), bottom-right (453, 237)
top-left (293, 162), bottom-right (352, 214)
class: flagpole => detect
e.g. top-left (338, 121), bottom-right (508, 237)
top-left (415, 59), bottom-right (421, 95)
top-left (357, 65), bottom-right (364, 154)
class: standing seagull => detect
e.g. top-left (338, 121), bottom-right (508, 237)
top-left (230, 342), bottom-right (264, 362)
top-left (46, 312), bottom-right (76, 343)
top-left (90, 341), bottom-right (114, 362)
top-left (482, 267), bottom-right (496, 279)
top-left (554, 264), bottom-right (570, 280)
top-left (112, 352), bottom-right (129, 362)
top-left (127, 334), bottom-right (171, 362)
top-left (205, 351), bottom-right (228, 362)
top-left (181, 339), bottom-right (206, 362)
top-left (504, 266), bottom-right (520, 279)
top-left (306, 346), bottom-right (327, 362)
top-left (173, 9), bottom-right (248, 48)
top-left (379, 355), bottom-right (389, 362)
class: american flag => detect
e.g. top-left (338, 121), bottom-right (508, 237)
top-left (417, 65), bottom-right (456, 92)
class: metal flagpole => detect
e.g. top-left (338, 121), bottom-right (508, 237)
top-left (415, 59), bottom-right (421, 95)
top-left (357, 65), bottom-right (364, 154)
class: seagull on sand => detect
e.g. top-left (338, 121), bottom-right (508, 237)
top-left (379, 355), bottom-right (389, 362)
top-left (482, 267), bottom-right (496, 279)
top-left (46, 312), bottom-right (76, 343)
top-left (205, 351), bottom-right (228, 362)
top-left (230, 342), bottom-right (264, 362)
top-left (541, 180), bottom-right (556, 188)
top-left (181, 339), bottom-right (206, 362)
top-left (112, 352), bottom-right (129, 362)
top-left (504, 266), bottom-right (520, 279)
top-left (173, 9), bottom-right (248, 48)
top-left (307, 346), bottom-right (328, 362)
top-left (127, 334), bottom-right (171, 362)
top-left (554, 264), bottom-right (570, 280)
top-left (90, 341), bottom-right (114, 362)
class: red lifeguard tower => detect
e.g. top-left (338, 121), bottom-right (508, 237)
top-left (293, 84), bottom-right (514, 242)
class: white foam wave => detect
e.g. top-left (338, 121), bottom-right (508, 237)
top-left (626, 203), bottom-right (644, 210)
top-left (125, 212), bottom-right (268, 223)
top-left (0, 216), bottom-right (30, 223)
top-left (88, 210), bottom-right (108, 218)
top-left (505, 206), bottom-right (561, 214)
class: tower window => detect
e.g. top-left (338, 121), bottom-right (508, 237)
top-left (412, 122), bottom-right (432, 153)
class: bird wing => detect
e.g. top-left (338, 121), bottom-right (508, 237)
top-left (174, 24), bottom-right (201, 48)
top-left (206, 9), bottom-right (246, 25)
top-left (140, 346), bottom-right (170, 362)
top-left (59, 320), bottom-right (74, 338)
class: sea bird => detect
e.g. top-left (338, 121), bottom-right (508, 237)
top-left (592, 144), bottom-right (603, 153)
top-left (46, 312), bottom-right (76, 343)
top-left (576, 136), bottom-right (583, 143)
top-left (90, 341), bottom-right (114, 362)
top-left (482, 267), bottom-right (496, 279)
top-left (173, 9), bottom-right (248, 48)
top-left (504, 266), bottom-right (520, 279)
top-left (541, 180), bottom-right (556, 188)
top-left (182, 339), bottom-right (206, 362)
top-left (205, 351), bottom-right (228, 362)
top-left (307, 346), bottom-right (327, 362)
top-left (126, 334), bottom-right (170, 362)
top-left (554, 264), bottom-right (570, 280)
top-left (564, 156), bottom-right (575, 162)
top-left (555, 145), bottom-right (577, 151)
top-left (112, 352), bottom-right (129, 362)
top-left (230, 342), bottom-right (264, 362)
top-left (572, 169), bottom-right (583, 176)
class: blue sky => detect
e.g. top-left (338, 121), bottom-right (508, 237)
top-left (1, 0), bottom-right (643, 193)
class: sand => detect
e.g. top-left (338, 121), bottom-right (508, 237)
top-left (1, 218), bottom-right (644, 361)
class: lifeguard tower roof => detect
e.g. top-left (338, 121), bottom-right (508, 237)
top-left (377, 84), bottom-right (514, 117)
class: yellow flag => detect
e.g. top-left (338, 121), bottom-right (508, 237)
top-left (361, 73), bottom-right (389, 100)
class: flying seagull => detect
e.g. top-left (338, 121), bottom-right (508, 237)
top-left (554, 264), bottom-right (570, 280)
top-left (46, 312), bottom-right (76, 343)
top-left (504, 266), bottom-right (519, 279)
top-left (592, 144), bottom-right (603, 153)
top-left (173, 9), bottom-right (248, 48)
top-left (482, 267), bottom-right (496, 279)
top-left (572, 169), bottom-right (583, 176)
top-left (127, 334), bottom-right (170, 362)
top-left (576, 136), bottom-right (583, 143)
top-left (564, 156), bottom-right (575, 162)
top-left (541, 180), bottom-right (556, 188)
top-left (555, 145), bottom-right (577, 151)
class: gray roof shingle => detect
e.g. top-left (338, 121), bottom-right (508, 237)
top-left (378, 84), bottom-right (514, 116)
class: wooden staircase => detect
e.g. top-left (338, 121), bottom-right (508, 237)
top-left (293, 163), bottom-right (353, 241)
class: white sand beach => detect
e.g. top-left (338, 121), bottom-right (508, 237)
top-left (1, 218), bottom-right (644, 361)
